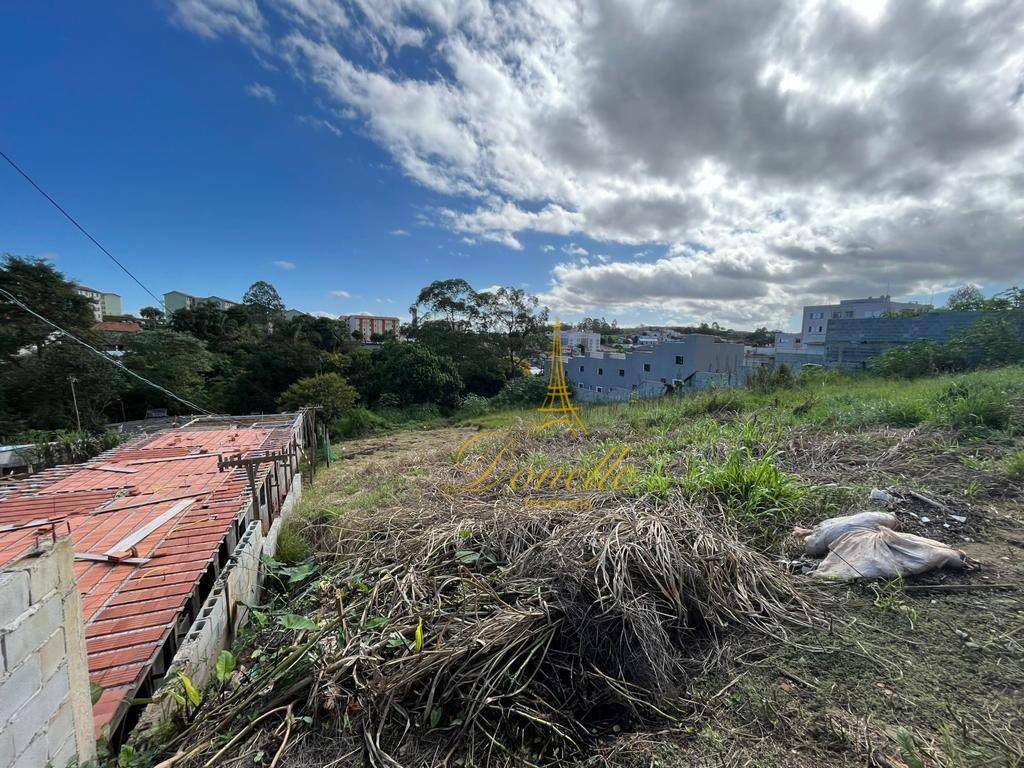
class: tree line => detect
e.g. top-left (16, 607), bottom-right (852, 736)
top-left (0, 256), bottom-right (550, 440)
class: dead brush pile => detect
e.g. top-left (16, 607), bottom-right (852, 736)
top-left (152, 469), bottom-right (815, 767)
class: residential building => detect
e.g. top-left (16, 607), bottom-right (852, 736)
top-left (560, 329), bottom-right (601, 356)
top-left (93, 319), bottom-right (143, 355)
top-left (75, 285), bottom-right (122, 321)
top-left (282, 308), bottom-right (307, 321)
top-left (563, 335), bottom-right (745, 402)
top-left (343, 314), bottom-right (400, 339)
top-left (163, 290), bottom-right (239, 314)
top-left (801, 296), bottom-right (928, 350)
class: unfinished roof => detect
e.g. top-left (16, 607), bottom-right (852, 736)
top-left (0, 414), bottom-right (305, 739)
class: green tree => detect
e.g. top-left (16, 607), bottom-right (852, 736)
top-left (946, 284), bottom-right (986, 311)
top-left (373, 342), bottom-right (462, 409)
top-left (123, 330), bottom-right (214, 414)
top-left (139, 306), bottom-right (165, 328)
top-left (411, 278), bottom-right (479, 332)
top-left (476, 286), bottom-right (549, 368)
top-left (950, 315), bottom-right (1024, 368)
top-left (0, 339), bottom-right (129, 434)
top-left (243, 280), bottom-right (285, 313)
top-left (278, 373), bottom-right (358, 424)
top-left (0, 255), bottom-right (95, 360)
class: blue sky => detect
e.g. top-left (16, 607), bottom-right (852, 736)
top-left (2, 1), bottom-right (1021, 330)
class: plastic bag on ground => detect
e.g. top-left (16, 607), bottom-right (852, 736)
top-left (812, 526), bottom-right (967, 581)
top-left (796, 511), bottom-right (899, 556)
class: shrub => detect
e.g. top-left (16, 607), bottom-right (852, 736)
top-left (274, 520), bottom-right (310, 565)
top-left (335, 407), bottom-right (387, 438)
top-left (747, 364), bottom-right (793, 394)
top-left (491, 374), bottom-right (547, 409)
top-left (459, 393), bottom-right (490, 418)
top-left (278, 373), bottom-right (358, 424)
top-left (373, 342), bottom-right (463, 411)
top-left (934, 378), bottom-right (1013, 432)
top-left (869, 341), bottom-right (964, 378)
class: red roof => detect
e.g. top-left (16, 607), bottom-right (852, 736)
top-left (93, 320), bottom-right (143, 334)
top-left (0, 416), bottom-right (302, 738)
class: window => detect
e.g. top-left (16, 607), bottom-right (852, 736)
top-left (618, 369), bottom-right (625, 377)
top-left (818, 325), bottom-right (823, 333)
top-left (596, 386), bottom-right (602, 392)
top-left (597, 367), bottom-right (603, 375)
top-left (673, 379), bottom-right (683, 386)
top-left (808, 325), bottom-right (813, 332)
top-left (845, 311), bottom-right (854, 318)
top-left (675, 355), bottom-right (685, 365)
top-left (643, 363), bottom-right (651, 372)
top-left (579, 365), bottom-right (584, 373)
top-left (660, 377), bottom-right (667, 383)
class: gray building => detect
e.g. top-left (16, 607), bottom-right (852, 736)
top-left (824, 310), bottom-right (1019, 369)
top-left (802, 296), bottom-right (928, 351)
top-left (164, 291), bottom-right (239, 314)
top-left (563, 335), bottom-right (745, 402)
top-left (75, 285), bottom-right (122, 321)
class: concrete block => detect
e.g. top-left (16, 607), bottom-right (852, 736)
top-left (0, 572), bottom-right (30, 629)
top-left (1, 593), bottom-right (62, 671)
top-left (10, 688), bottom-right (48, 755)
top-left (38, 662), bottom-right (70, 716)
top-left (38, 628), bottom-right (66, 682)
top-left (22, 550), bottom-right (59, 604)
top-left (0, 655), bottom-right (42, 725)
top-left (47, 702), bottom-right (74, 764)
top-left (48, 733), bottom-right (76, 768)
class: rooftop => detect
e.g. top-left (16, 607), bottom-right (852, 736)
top-left (0, 414), bottom-right (305, 739)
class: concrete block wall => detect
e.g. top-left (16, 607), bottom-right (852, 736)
top-left (0, 537), bottom-right (96, 768)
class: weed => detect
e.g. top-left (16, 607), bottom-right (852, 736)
top-left (1004, 449), bottom-right (1024, 479)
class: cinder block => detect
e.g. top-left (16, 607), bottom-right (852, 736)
top-left (11, 687), bottom-right (48, 755)
top-left (0, 729), bottom-right (14, 768)
top-left (0, 654), bottom-right (42, 725)
top-left (22, 550), bottom-right (60, 604)
top-left (0, 572), bottom-right (30, 628)
top-left (47, 702), bottom-right (74, 762)
top-left (38, 662), bottom-right (70, 715)
top-left (39, 628), bottom-right (66, 681)
top-left (1, 593), bottom-right (62, 671)
top-left (49, 732), bottom-right (76, 768)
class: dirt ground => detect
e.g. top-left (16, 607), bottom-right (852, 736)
top-left (326, 425), bottom-right (1024, 768)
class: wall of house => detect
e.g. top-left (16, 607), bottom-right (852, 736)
top-left (0, 536), bottom-right (96, 768)
top-left (565, 336), bottom-right (744, 402)
top-left (824, 311), bottom-right (1010, 369)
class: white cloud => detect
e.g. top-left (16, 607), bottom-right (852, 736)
top-left (330, 289), bottom-right (351, 298)
top-left (245, 82), bottom-right (277, 103)
top-left (171, 0), bottom-right (1024, 324)
top-left (297, 115), bottom-right (342, 136)
top-left (272, 259), bottom-right (296, 270)
top-left (390, 228), bottom-right (409, 235)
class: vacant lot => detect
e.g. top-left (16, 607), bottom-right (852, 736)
top-left (137, 368), bottom-right (1024, 768)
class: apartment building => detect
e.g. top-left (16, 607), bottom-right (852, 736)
top-left (75, 285), bottom-right (122, 321)
top-left (801, 296), bottom-right (927, 350)
top-left (560, 330), bottom-right (601, 356)
top-left (564, 335), bottom-right (745, 402)
top-left (163, 290), bottom-right (239, 314)
top-left (343, 314), bottom-right (400, 339)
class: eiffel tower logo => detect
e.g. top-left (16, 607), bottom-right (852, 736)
top-left (536, 320), bottom-right (587, 435)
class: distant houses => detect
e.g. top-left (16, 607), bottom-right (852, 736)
top-left (163, 290), bottom-right (239, 313)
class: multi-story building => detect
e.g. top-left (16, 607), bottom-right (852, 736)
top-left (563, 335), bottom-right (745, 402)
top-left (560, 330), bottom-right (601, 356)
top-left (75, 285), bottom-right (122, 321)
top-left (801, 296), bottom-right (928, 351)
top-left (164, 291), bottom-right (239, 314)
top-left (343, 314), bottom-right (400, 339)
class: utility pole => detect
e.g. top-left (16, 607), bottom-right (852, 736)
top-left (68, 376), bottom-right (82, 431)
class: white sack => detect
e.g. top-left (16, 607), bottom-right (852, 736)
top-left (812, 527), bottom-right (966, 581)
top-left (799, 511), bottom-right (899, 556)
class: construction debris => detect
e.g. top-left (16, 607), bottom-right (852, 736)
top-left (794, 510), bottom-right (898, 556)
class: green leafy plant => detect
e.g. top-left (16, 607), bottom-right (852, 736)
top-left (215, 650), bottom-right (236, 683)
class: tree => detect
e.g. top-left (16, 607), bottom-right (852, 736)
top-left (0, 339), bottom-right (129, 434)
top-left (411, 279), bottom-right (479, 332)
top-left (139, 306), bottom-right (165, 328)
top-left (372, 342), bottom-right (462, 409)
top-left (748, 327), bottom-right (773, 347)
top-left (476, 287), bottom-right (549, 368)
top-left (946, 284), bottom-right (986, 311)
top-left (123, 330), bottom-right (214, 415)
top-left (0, 255), bottom-right (95, 360)
top-left (242, 281), bottom-right (284, 313)
top-left (278, 373), bottom-right (358, 425)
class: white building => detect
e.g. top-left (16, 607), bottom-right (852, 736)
top-left (561, 330), bottom-right (601, 355)
top-left (75, 285), bottom-right (122, 321)
top-left (801, 296), bottom-right (928, 350)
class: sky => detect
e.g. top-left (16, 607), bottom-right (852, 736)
top-left (1, 0), bottom-right (1022, 331)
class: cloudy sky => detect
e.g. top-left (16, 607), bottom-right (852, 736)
top-left (2, 0), bottom-right (1022, 328)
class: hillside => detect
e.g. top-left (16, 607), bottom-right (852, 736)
top-left (133, 368), bottom-right (1024, 768)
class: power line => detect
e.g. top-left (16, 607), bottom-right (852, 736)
top-left (0, 286), bottom-right (216, 417)
top-left (0, 148), bottom-right (165, 310)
